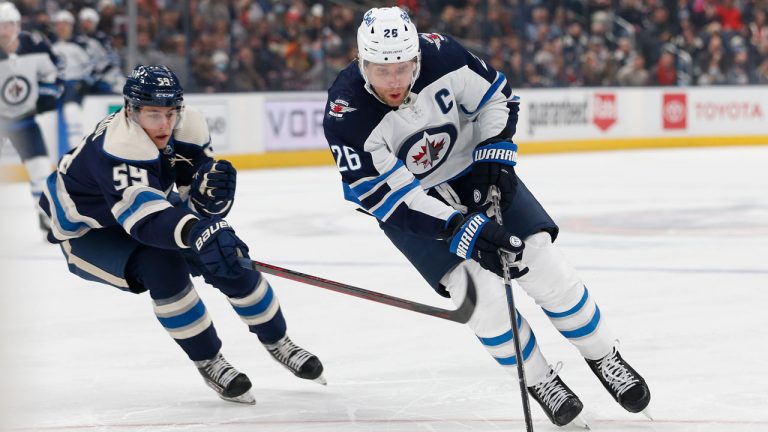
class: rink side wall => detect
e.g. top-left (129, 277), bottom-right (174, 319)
top-left (2, 86), bottom-right (767, 182)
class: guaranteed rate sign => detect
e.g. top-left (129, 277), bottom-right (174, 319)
top-left (264, 99), bottom-right (327, 151)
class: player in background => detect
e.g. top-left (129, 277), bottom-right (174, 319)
top-left (77, 7), bottom-right (124, 95)
top-left (323, 7), bottom-right (651, 427)
top-left (38, 64), bottom-right (325, 404)
top-left (0, 1), bottom-right (61, 231)
top-left (50, 10), bottom-right (90, 154)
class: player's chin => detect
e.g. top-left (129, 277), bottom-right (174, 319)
top-left (152, 135), bottom-right (171, 149)
top-left (385, 94), bottom-right (406, 106)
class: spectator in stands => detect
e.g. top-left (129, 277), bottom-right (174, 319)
top-left (655, 49), bottom-right (678, 85)
top-left (716, 0), bottom-right (744, 32)
top-left (617, 53), bottom-right (651, 85)
top-left (748, 8), bottom-right (768, 57)
top-left (696, 31), bottom-right (728, 84)
top-left (21, 0), bottom-right (767, 91)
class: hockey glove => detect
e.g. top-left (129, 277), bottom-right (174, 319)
top-left (187, 217), bottom-right (249, 279)
top-left (469, 139), bottom-right (519, 213)
top-left (190, 160), bottom-right (237, 217)
top-left (447, 213), bottom-right (529, 279)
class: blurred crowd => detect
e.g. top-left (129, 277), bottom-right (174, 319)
top-left (10, 0), bottom-right (768, 92)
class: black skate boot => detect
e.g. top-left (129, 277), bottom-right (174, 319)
top-left (196, 352), bottom-right (255, 405)
top-left (527, 363), bottom-right (586, 427)
top-left (265, 335), bottom-right (326, 385)
top-left (586, 345), bottom-right (650, 413)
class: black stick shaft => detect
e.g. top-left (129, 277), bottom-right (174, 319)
top-left (491, 188), bottom-right (534, 432)
top-left (239, 258), bottom-right (476, 324)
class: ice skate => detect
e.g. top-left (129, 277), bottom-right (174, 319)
top-left (265, 335), bottom-right (326, 385)
top-left (196, 352), bottom-right (255, 405)
top-left (528, 363), bottom-right (589, 428)
top-left (586, 344), bottom-right (650, 415)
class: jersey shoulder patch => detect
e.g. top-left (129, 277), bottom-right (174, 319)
top-left (173, 106), bottom-right (210, 147)
top-left (101, 109), bottom-right (159, 162)
top-left (324, 64), bottom-right (389, 149)
top-left (413, 34), bottom-right (469, 93)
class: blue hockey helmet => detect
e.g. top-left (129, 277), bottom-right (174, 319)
top-left (123, 65), bottom-right (184, 109)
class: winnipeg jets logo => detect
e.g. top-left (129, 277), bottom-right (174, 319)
top-left (412, 133), bottom-right (446, 168)
top-left (398, 124), bottom-right (457, 178)
top-left (328, 99), bottom-right (357, 118)
top-left (420, 33), bottom-right (446, 50)
top-left (2, 75), bottom-right (31, 106)
top-left (363, 10), bottom-right (375, 26)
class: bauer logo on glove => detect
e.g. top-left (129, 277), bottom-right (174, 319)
top-left (194, 220), bottom-right (231, 251)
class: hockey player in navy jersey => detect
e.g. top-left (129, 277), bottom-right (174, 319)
top-left (1, 2), bottom-right (60, 231)
top-left (38, 64), bottom-right (325, 404)
top-left (323, 7), bottom-right (650, 427)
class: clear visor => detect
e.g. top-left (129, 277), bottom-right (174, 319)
top-left (129, 105), bottom-right (184, 130)
top-left (363, 58), bottom-right (418, 89)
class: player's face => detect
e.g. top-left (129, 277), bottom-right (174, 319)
top-left (54, 21), bottom-right (73, 40)
top-left (0, 21), bottom-right (20, 48)
top-left (80, 20), bottom-right (97, 34)
top-left (135, 106), bottom-right (180, 149)
top-left (365, 60), bottom-right (416, 107)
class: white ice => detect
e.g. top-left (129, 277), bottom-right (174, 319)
top-left (1, 146), bottom-right (767, 432)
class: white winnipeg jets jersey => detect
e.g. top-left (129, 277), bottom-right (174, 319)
top-left (51, 37), bottom-right (92, 81)
top-left (323, 33), bottom-right (519, 238)
top-left (0, 32), bottom-right (59, 120)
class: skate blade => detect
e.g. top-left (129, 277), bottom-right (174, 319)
top-left (569, 414), bottom-right (590, 430)
top-left (312, 373), bottom-right (327, 386)
top-left (220, 391), bottom-right (256, 405)
top-left (641, 407), bottom-right (654, 420)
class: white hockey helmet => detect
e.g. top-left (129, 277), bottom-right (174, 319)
top-left (357, 7), bottom-right (421, 92)
top-left (78, 7), bottom-right (99, 24)
top-left (52, 10), bottom-right (75, 24)
top-left (0, 2), bottom-right (22, 23)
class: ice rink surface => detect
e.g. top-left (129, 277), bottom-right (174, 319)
top-left (1, 146), bottom-right (766, 432)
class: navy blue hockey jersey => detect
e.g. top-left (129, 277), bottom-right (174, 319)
top-left (39, 107), bottom-right (213, 249)
top-left (323, 33), bottom-right (519, 238)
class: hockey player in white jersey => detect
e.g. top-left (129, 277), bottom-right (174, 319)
top-left (0, 2), bottom-right (60, 230)
top-left (77, 7), bottom-right (124, 95)
top-left (323, 7), bottom-right (651, 427)
top-left (50, 10), bottom-right (90, 153)
top-left (38, 65), bottom-right (325, 404)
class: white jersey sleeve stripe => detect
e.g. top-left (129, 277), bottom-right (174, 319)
top-left (111, 185), bottom-right (172, 230)
top-left (349, 159), bottom-right (403, 199)
top-left (370, 177), bottom-right (421, 220)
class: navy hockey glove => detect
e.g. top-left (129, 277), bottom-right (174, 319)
top-left (187, 217), bottom-right (249, 279)
top-left (190, 160), bottom-right (237, 217)
top-left (469, 140), bottom-right (519, 212)
top-left (447, 213), bottom-right (529, 279)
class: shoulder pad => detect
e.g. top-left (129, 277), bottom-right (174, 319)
top-left (18, 32), bottom-right (52, 54)
top-left (173, 106), bottom-right (210, 147)
top-left (101, 109), bottom-right (160, 162)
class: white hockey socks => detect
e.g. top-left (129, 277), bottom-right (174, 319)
top-left (515, 232), bottom-right (614, 360)
top-left (442, 260), bottom-right (549, 385)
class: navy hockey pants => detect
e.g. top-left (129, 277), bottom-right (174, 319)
top-left (59, 225), bottom-right (287, 360)
top-left (1, 116), bottom-right (48, 161)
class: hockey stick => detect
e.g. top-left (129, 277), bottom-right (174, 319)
top-left (239, 258), bottom-right (477, 324)
top-left (490, 186), bottom-right (534, 432)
